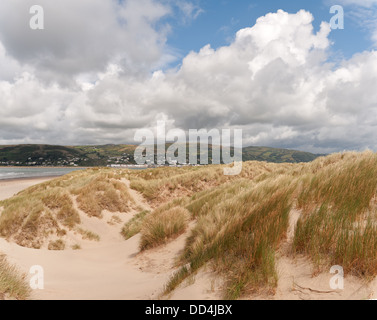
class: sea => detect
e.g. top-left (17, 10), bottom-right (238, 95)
top-left (0, 167), bottom-right (85, 180)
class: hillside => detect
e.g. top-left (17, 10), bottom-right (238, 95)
top-left (0, 144), bottom-right (136, 167)
top-left (0, 144), bottom-right (321, 167)
top-left (243, 146), bottom-right (322, 163)
top-left (0, 145), bottom-right (83, 166)
top-left (1, 151), bottom-right (377, 300)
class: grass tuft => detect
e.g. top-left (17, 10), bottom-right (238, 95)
top-left (140, 207), bottom-right (190, 251)
top-left (0, 255), bottom-right (31, 300)
top-left (48, 239), bottom-right (66, 251)
top-left (293, 152), bottom-right (377, 276)
top-left (77, 228), bottom-right (101, 242)
top-left (121, 210), bottom-right (150, 240)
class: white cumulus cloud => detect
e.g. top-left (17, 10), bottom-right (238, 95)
top-left (0, 6), bottom-right (377, 154)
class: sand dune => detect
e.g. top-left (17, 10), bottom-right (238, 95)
top-left (0, 176), bottom-right (221, 300)
top-left (1, 172), bottom-right (377, 300)
top-left (0, 177), bottom-right (178, 300)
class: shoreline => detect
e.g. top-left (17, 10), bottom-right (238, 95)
top-left (0, 175), bottom-right (62, 183)
top-left (0, 167), bottom-right (88, 183)
top-left (0, 166), bottom-right (89, 169)
top-left (0, 177), bottom-right (57, 201)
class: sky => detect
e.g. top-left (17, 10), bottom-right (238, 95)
top-left (0, 0), bottom-right (377, 153)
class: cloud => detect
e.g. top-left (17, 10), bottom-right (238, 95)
top-left (332, 0), bottom-right (377, 47)
top-left (0, 42), bottom-right (22, 81)
top-left (175, 0), bottom-right (204, 23)
top-left (1, 6), bottom-right (377, 154)
top-left (0, 0), bottom-right (171, 84)
top-left (334, 0), bottom-right (377, 7)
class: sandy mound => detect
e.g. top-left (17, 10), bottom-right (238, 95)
top-left (3, 155), bottom-right (377, 300)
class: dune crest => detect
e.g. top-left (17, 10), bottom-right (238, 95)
top-left (2, 152), bottom-right (377, 300)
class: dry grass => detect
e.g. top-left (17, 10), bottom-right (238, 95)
top-left (42, 189), bottom-right (81, 228)
top-left (0, 168), bottom-right (133, 248)
top-left (77, 228), bottom-right (101, 242)
top-left (48, 239), bottom-right (66, 251)
top-left (185, 179), bottom-right (253, 218)
top-left (140, 206), bottom-right (190, 251)
top-left (71, 174), bottom-right (134, 218)
top-left (108, 215), bottom-right (122, 226)
top-left (130, 166), bottom-right (232, 204)
top-left (0, 254), bottom-right (30, 300)
top-left (160, 151), bottom-right (377, 298)
top-left (0, 191), bottom-right (65, 249)
top-left (130, 161), bottom-right (293, 205)
top-left (165, 175), bottom-right (295, 299)
top-left (3, 151), bottom-right (377, 299)
top-left (71, 244), bottom-right (81, 250)
top-left (293, 151), bottom-right (377, 277)
top-left (121, 210), bottom-right (150, 240)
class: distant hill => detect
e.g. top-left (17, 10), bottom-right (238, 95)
top-left (0, 144), bottom-right (323, 166)
top-left (0, 145), bottom-right (84, 166)
top-left (242, 146), bottom-right (322, 163)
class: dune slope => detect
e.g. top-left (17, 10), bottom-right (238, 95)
top-left (2, 152), bottom-right (377, 300)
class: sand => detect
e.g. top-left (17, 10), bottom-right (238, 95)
top-left (0, 177), bottom-right (183, 300)
top-left (0, 178), bottom-right (376, 300)
top-left (0, 235), bottom-right (171, 300)
top-left (0, 177), bottom-right (55, 201)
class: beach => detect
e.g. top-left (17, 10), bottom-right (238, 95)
top-left (0, 177), bottom-right (56, 201)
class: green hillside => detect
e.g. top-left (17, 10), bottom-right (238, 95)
top-left (242, 146), bottom-right (322, 163)
top-left (0, 144), bottom-right (322, 166)
top-left (0, 145), bottom-right (83, 166)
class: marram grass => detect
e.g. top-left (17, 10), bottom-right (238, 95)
top-left (2, 152), bottom-right (377, 299)
top-left (0, 255), bottom-right (30, 300)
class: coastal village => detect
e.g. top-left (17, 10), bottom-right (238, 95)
top-left (0, 145), bottom-right (212, 168)
top-left (0, 154), bottom-right (193, 168)
top-left (0, 157), bottom-right (84, 167)
top-left (0, 155), bottom-right (135, 167)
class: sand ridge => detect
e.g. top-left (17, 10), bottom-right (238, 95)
top-left (0, 177), bottom-right (377, 300)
